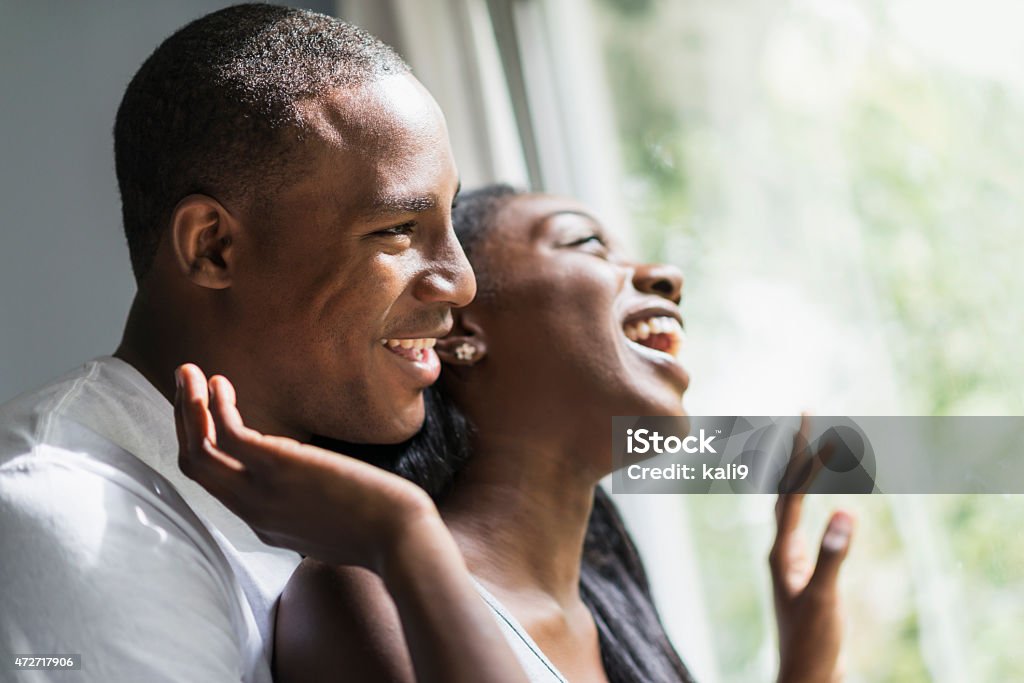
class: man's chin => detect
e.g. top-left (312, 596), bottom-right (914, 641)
top-left (310, 406), bottom-right (424, 470)
top-left (352, 396), bottom-right (426, 445)
top-left (307, 391), bottom-right (424, 452)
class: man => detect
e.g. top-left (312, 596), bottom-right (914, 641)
top-left (0, 5), bottom-right (525, 682)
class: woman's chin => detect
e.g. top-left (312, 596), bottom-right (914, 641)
top-left (613, 401), bottom-right (685, 419)
top-left (629, 389), bottom-right (687, 417)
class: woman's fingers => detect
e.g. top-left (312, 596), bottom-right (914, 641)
top-left (775, 491), bottom-right (804, 532)
top-left (173, 371), bottom-right (190, 464)
top-left (780, 414), bottom-right (811, 492)
top-left (177, 363), bottom-right (211, 443)
top-left (175, 364), bottom-right (210, 471)
top-left (207, 374), bottom-right (280, 474)
top-left (780, 414), bottom-right (834, 494)
top-left (176, 364), bottom-right (246, 477)
top-left (207, 375), bottom-right (249, 458)
top-left (771, 418), bottom-right (815, 586)
top-left (183, 366), bottom-right (215, 440)
top-left (188, 440), bottom-right (253, 515)
top-left (770, 493), bottom-right (811, 597)
top-left (807, 510), bottom-right (856, 594)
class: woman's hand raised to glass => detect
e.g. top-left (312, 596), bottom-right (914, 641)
top-left (173, 363), bottom-right (437, 574)
top-left (772, 415), bottom-right (857, 683)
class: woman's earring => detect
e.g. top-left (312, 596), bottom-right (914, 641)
top-left (455, 342), bottom-right (476, 362)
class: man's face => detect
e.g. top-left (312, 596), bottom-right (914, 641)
top-left (227, 75), bottom-right (473, 444)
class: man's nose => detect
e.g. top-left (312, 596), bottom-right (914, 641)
top-left (414, 227), bottom-right (477, 308)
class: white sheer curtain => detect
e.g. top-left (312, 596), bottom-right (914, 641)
top-left (339, 0), bottom-right (529, 189)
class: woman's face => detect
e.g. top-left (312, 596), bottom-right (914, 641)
top-left (460, 194), bottom-right (688, 429)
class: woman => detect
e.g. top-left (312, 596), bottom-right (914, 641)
top-left (267, 185), bottom-right (856, 682)
top-left (177, 186), bottom-right (854, 681)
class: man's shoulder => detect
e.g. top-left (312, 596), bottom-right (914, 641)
top-left (0, 357), bottom-right (206, 564)
top-left (0, 436), bottom-right (256, 683)
top-left (0, 359), bottom-right (102, 455)
top-left (0, 357), bottom-right (214, 556)
top-left (0, 359), bottom-right (301, 599)
top-left (0, 356), bottom-right (172, 466)
top-left (0, 362), bottom-right (263, 681)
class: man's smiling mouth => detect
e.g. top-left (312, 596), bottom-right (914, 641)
top-left (380, 337), bottom-right (438, 363)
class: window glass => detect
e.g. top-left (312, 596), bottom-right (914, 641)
top-left (587, 0), bottom-right (1024, 679)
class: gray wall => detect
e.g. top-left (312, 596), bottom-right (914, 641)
top-left (0, 1), bottom-right (334, 403)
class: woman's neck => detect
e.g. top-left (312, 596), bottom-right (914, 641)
top-left (440, 431), bottom-right (601, 610)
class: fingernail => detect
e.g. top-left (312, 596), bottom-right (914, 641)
top-left (174, 367), bottom-right (182, 391)
top-left (823, 513), bottom-right (853, 551)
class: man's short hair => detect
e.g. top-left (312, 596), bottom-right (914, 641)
top-left (114, 3), bottom-right (410, 280)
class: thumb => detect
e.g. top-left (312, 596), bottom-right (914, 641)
top-left (807, 510), bottom-right (855, 593)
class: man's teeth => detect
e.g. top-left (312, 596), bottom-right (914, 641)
top-left (380, 337), bottom-right (438, 350)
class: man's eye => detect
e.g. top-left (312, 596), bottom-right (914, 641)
top-left (376, 222), bottom-right (416, 237)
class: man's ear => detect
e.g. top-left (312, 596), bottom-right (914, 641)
top-left (436, 314), bottom-right (487, 366)
top-left (170, 194), bottom-right (238, 289)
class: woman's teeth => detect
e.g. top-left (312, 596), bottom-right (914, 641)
top-left (623, 316), bottom-right (684, 356)
top-left (380, 337), bottom-right (437, 362)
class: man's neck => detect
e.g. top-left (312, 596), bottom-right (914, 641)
top-left (115, 293), bottom-right (309, 442)
top-left (115, 293), bottom-right (191, 404)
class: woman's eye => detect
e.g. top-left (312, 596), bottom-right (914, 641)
top-left (565, 234), bottom-right (607, 250)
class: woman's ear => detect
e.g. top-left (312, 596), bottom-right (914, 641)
top-left (170, 194), bottom-right (238, 289)
top-left (436, 315), bottom-right (487, 366)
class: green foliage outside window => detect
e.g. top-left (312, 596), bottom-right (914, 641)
top-left (590, 0), bottom-right (1024, 679)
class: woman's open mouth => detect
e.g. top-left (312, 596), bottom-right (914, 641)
top-left (623, 315), bottom-right (684, 358)
top-left (621, 311), bottom-right (690, 393)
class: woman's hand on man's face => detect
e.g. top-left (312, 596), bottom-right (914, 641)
top-left (173, 363), bottom-right (439, 574)
top-left (771, 415), bottom-right (856, 683)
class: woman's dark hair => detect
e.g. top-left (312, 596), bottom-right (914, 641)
top-left (356, 184), bottom-right (695, 682)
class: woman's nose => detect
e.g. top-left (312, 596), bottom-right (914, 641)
top-left (632, 262), bottom-right (684, 304)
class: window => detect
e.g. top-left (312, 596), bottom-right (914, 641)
top-left (353, 0), bottom-right (1024, 679)
top-left (498, 0), bottom-right (1024, 679)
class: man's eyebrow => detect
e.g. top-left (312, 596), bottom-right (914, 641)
top-left (359, 182), bottom-right (461, 219)
top-left (361, 194), bottom-right (438, 217)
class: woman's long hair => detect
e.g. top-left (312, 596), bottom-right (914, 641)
top-left (346, 185), bottom-right (696, 682)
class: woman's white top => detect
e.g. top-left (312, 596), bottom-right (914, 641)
top-left (473, 579), bottom-right (570, 683)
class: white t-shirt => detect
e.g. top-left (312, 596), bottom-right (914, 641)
top-left (0, 357), bottom-right (301, 682)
